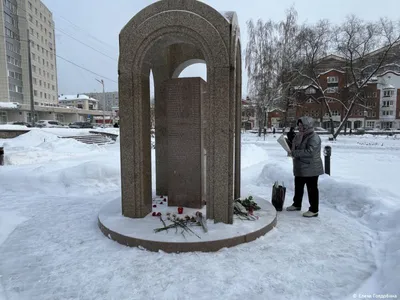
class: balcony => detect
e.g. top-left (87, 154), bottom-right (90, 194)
top-left (380, 114), bottom-right (395, 121)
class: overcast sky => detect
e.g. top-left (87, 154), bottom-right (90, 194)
top-left (42, 0), bottom-right (400, 97)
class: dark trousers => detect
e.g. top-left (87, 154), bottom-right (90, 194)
top-left (293, 176), bottom-right (319, 213)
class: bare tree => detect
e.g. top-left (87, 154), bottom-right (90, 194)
top-left (245, 19), bottom-right (277, 135)
top-left (296, 16), bottom-right (400, 138)
top-left (275, 7), bottom-right (303, 126)
top-left (245, 7), bottom-right (301, 134)
top-left (294, 19), bottom-right (337, 133)
top-left (332, 16), bottom-right (400, 137)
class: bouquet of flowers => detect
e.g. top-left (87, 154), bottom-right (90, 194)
top-left (234, 196), bottom-right (260, 221)
top-left (154, 212), bottom-right (207, 239)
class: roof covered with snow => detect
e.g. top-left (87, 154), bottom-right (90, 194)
top-left (58, 94), bottom-right (98, 102)
top-left (383, 84), bottom-right (395, 89)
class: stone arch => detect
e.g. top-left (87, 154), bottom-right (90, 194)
top-left (172, 59), bottom-right (206, 79)
top-left (118, 0), bottom-right (241, 224)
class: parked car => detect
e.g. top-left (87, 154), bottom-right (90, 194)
top-left (35, 120), bottom-right (65, 128)
top-left (12, 122), bottom-right (32, 127)
top-left (68, 122), bottom-right (94, 129)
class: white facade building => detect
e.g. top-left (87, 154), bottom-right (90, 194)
top-left (58, 94), bottom-right (99, 111)
top-left (377, 71), bottom-right (400, 129)
top-left (0, 0), bottom-right (58, 106)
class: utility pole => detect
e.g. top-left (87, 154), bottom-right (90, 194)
top-left (96, 79), bottom-right (105, 127)
top-left (27, 29), bottom-right (35, 127)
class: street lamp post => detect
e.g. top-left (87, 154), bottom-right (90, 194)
top-left (95, 79), bottom-right (106, 127)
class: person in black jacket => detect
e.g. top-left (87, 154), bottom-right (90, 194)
top-left (286, 127), bottom-right (296, 149)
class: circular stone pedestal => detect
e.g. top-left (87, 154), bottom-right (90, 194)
top-left (98, 198), bottom-right (277, 253)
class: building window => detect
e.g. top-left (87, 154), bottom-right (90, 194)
top-left (305, 87), bottom-right (316, 95)
top-left (382, 111), bottom-right (394, 116)
top-left (326, 87), bottom-right (339, 94)
top-left (332, 110), bottom-right (339, 116)
top-left (39, 80), bottom-right (42, 86)
top-left (0, 111), bottom-right (8, 124)
top-left (33, 78), bottom-right (37, 84)
top-left (327, 76), bottom-right (339, 84)
top-left (34, 90), bottom-right (38, 96)
top-left (5, 28), bottom-right (12, 38)
top-left (383, 100), bottom-right (394, 107)
top-left (4, 12), bottom-right (18, 28)
top-left (383, 90), bottom-right (394, 97)
top-left (40, 92), bottom-right (43, 97)
top-left (366, 121), bottom-right (375, 128)
top-left (8, 71), bottom-right (22, 80)
top-left (3, 0), bottom-right (17, 13)
top-left (372, 112), bottom-right (376, 117)
top-left (28, 1), bottom-right (33, 9)
top-left (32, 65), bottom-right (36, 72)
top-left (6, 42), bottom-right (13, 52)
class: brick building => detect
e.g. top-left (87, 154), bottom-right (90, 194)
top-left (241, 99), bottom-right (257, 130)
top-left (293, 49), bottom-right (400, 130)
top-left (267, 109), bottom-right (285, 128)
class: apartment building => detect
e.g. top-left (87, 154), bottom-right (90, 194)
top-left (376, 69), bottom-right (400, 129)
top-left (85, 91), bottom-right (119, 111)
top-left (0, 0), bottom-right (61, 123)
top-left (1, 0), bottom-right (23, 103)
top-left (294, 51), bottom-right (400, 130)
top-left (1, 0), bottom-right (57, 105)
top-left (24, 0), bottom-right (58, 107)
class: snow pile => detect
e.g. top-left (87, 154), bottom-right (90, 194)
top-left (0, 124), bottom-right (30, 130)
top-left (0, 129), bottom-right (59, 148)
top-left (241, 143), bottom-right (268, 168)
top-left (0, 211), bottom-right (27, 246)
top-left (0, 131), bottom-right (399, 299)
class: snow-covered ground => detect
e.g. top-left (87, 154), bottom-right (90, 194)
top-left (0, 130), bottom-right (399, 300)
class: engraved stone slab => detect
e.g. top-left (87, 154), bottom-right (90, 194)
top-left (163, 78), bottom-right (206, 209)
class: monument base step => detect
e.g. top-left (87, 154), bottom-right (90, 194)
top-left (98, 197), bottom-right (277, 253)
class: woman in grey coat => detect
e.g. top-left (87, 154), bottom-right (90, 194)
top-left (286, 117), bottom-right (324, 217)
